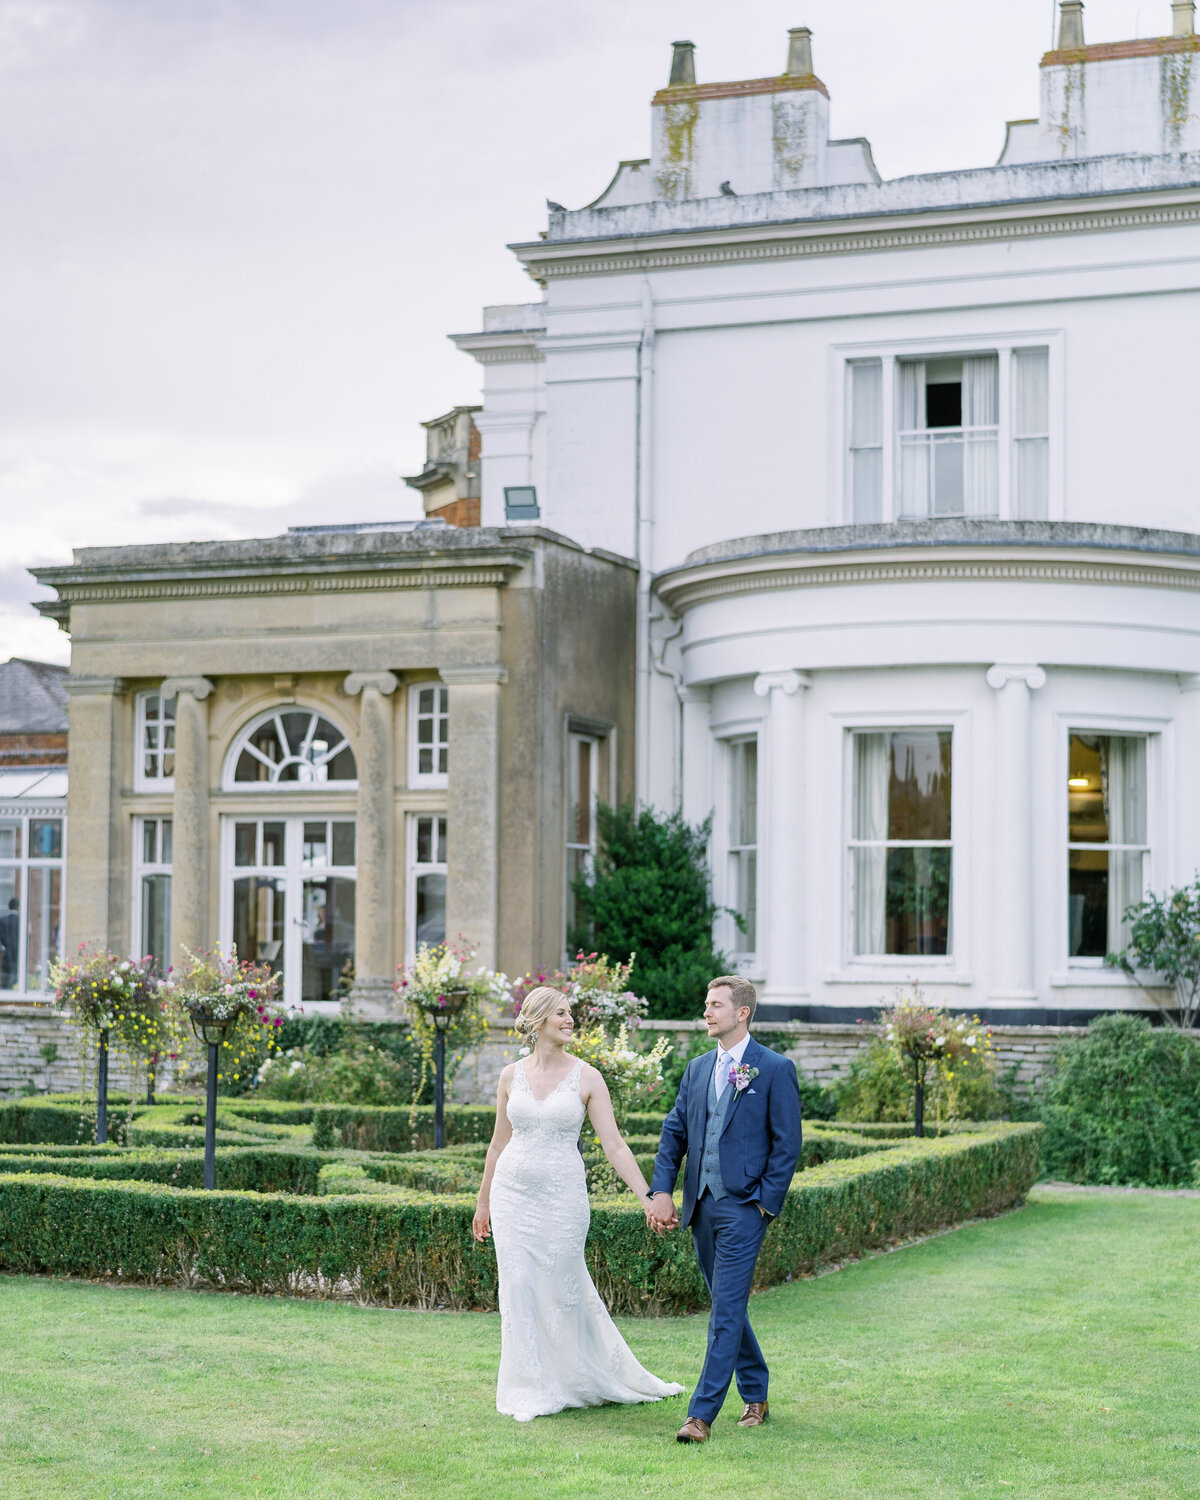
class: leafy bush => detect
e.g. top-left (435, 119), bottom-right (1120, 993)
top-left (254, 1045), bottom-right (417, 1106)
top-left (1037, 1013), bottom-right (1200, 1187)
top-left (310, 1104), bottom-right (499, 1153)
top-left (569, 804), bottom-right (728, 1020)
top-left (0, 1123), bottom-right (1041, 1314)
top-left (1105, 877), bottom-right (1200, 1028)
top-left (835, 1038), bottom-right (1009, 1124)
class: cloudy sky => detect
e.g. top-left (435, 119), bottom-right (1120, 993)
top-left (0, 0), bottom-right (1154, 664)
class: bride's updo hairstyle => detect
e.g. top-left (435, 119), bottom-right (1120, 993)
top-left (515, 986), bottom-right (566, 1046)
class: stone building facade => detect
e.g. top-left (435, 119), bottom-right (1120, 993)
top-left (30, 524), bottom-right (635, 1018)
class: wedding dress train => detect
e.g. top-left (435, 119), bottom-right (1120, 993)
top-left (490, 1056), bottom-right (684, 1422)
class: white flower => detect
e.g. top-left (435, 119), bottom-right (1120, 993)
top-left (119, 961), bottom-right (131, 972)
top-left (966, 1034), bottom-right (976, 1046)
top-left (934, 1036), bottom-right (946, 1046)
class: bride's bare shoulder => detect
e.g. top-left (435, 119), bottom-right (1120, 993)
top-left (497, 1060), bottom-right (519, 1087)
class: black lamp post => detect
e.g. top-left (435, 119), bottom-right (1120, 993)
top-left (96, 1028), bottom-right (110, 1144)
top-left (188, 1007), bottom-right (240, 1188)
top-left (431, 989), bottom-right (468, 1149)
top-left (912, 1056), bottom-right (925, 1139)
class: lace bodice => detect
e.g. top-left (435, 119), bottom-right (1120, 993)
top-left (504, 1056), bottom-right (587, 1147)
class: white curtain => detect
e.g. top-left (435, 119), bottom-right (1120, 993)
top-left (850, 361), bottom-right (883, 524)
top-left (853, 733), bottom-right (888, 954)
top-left (1013, 347), bottom-right (1049, 519)
top-left (897, 361), bottom-right (927, 518)
top-left (962, 354), bottom-right (999, 517)
top-left (1102, 736), bottom-right (1147, 951)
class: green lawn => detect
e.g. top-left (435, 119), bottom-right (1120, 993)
top-left (1, 1188), bottom-right (1196, 1499)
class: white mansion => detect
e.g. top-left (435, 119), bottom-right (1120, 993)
top-left (12, 3), bottom-right (1200, 1029)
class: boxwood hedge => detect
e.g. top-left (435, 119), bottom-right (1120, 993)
top-left (0, 1122), bottom-right (1040, 1314)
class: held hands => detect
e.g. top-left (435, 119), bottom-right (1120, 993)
top-left (645, 1192), bottom-right (679, 1236)
top-left (472, 1202), bottom-right (491, 1242)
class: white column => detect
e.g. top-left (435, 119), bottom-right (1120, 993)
top-left (679, 686), bottom-right (712, 827)
top-left (161, 676), bottom-right (214, 968)
top-left (985, 664), bottom-right (1046, 1001)
top-left (1177, 675), bottom-right (1200, 884)
top-left (442, 664), bottom-right (507, 970)
top-left (344, 671), bottom-right (399, 1017)
top-left (753, 670), bottom-right (811, 1006)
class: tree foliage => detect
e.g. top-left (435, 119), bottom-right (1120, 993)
top-left (1105, 877), bottom-right (1200, 1028)
top-left (569, 803), bottom-right (727, 1020)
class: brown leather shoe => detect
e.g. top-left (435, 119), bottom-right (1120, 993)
top-left (676, 1416), bottom-right (711, 1443)
top-left (738, 1401), bottom-right (769, 1427)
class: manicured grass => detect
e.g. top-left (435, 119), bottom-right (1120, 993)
top-left (1, 1188), bottom-right (1196, 1499)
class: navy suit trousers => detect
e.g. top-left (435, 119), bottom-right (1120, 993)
top-left (688, 1191), bottom-right (770, 1423)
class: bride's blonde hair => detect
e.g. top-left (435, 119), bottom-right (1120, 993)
top-left (515, 985), bottom-right (567, 1045)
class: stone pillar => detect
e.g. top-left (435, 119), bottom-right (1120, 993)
top-left (753, 670), bottom-right (811, 1006)
top-left (1177, 674), bottom-right (1200, 884)
top-left (443, 664), bottom-right (507, 970)
top-left (679, 686), bottom-right (712, 826)
top-left (62, 675), bottom-right (125, 952)
top-left (985, 664), bottom-right (1046, 1002)
top-left (162, 677), bottom-right (214, 969)
top-left (343, 671), bottom-right (399, 1016)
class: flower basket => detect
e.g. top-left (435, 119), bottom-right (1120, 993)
top-left (165, 948), bottom-right (286, 1088)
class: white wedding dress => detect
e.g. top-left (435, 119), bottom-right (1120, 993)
top-left (490, 1056), bottom-right (685, 1422)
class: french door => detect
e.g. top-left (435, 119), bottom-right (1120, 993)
top-left (220, 815), bottom-right (356, 1010)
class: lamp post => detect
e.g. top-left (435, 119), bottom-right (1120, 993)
top-left (431, 989), bottom-right (468, 1149)
top-left (188, 1008), bottom-right (239, 1189)
top-left (912, 1056), bottom-right (925, 1139)
top-left (96, 1028), bottom-right (110, 1144)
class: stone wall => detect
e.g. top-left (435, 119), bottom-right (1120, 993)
top-left (0, 1004), bottom-right (182, 1099)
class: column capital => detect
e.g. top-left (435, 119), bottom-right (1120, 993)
top-left (63, 675), bottom-right (126, 697)
top-left (440, 664), bottom-right (508, 686)
top-left (343, 670), bottom-right (399, 697)
top-left (160, 675), bottom-right (214, 701)
top-left (986, 664), bottom-right (1046, 692)
top-left (753, 669), bottom-right (811, 698)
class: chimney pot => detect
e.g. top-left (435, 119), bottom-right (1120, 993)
top-left (1172, 1), bottom-right (1195, 36)
top-left (1057, 1), bottom-right (1085, 49)
top-left (669, 40), bottom-right (695, 86)
top-left (786, 26), bottom-right (814, 77)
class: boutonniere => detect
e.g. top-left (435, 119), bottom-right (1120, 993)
top-left (728, 1063), bottom-right (759, 1093)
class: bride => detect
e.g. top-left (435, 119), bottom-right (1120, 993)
top-left (472, 985), bottom-right (684, 1422)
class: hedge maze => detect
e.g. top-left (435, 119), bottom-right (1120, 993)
top-left (0, 1096), bottom-right (1041, 1315)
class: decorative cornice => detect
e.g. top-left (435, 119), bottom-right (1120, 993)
top-left (986, 664), bottom-right (1047, 692)
top-left (63, 675), bottom-right (125, 697)
top-left (0, 801), bottom-right (66, 817)
top-left (658, 552), bottom-right (1200, 613)
top-left (343, 671), bottom-right (400, 697)
top-left (439, 664), bottom-right (508, 686)
top-left (160, 676), bottom-right (214, 701)
top-left (753, 670), bottom-right (811, 697)
top-left (519, 198), bottom-right (1200, 280)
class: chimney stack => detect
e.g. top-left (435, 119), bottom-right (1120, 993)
top-left (1172, 1), bottom-right (1195, 36)
top-left (1057, 1), bottom-right (1085, 49)
top-left (785, 27), bottom-right (814, 76)
top-left (669, 40), bottom-right (696, 86)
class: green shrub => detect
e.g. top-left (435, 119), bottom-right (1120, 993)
top-left (268, 1017), bottom-right (465, 1105)
top-left (0, 1100), bottom-right (129, 1147)
top-left (1037, 1013), bottom-right (1200, 1187)
top-left (835, 1038), bottom-right (1009, 1124)
top-left (0, 1145), bottom-right (337, 1194)
top-left (310, 1104), bottom-right (498, 1153)
top-left (0, 1123), bottom-right (1040, 1314)
top-left (569, 804), bottom-right (729, 1020)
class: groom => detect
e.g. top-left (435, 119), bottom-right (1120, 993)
top-left (646, 975), bottom-right (802, 1443)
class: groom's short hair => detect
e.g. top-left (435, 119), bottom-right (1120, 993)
top-left (708, 974), bottom-right (757, 1024)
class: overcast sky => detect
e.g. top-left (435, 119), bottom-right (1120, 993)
top-left (0, 0), bottom-right (1154, 665)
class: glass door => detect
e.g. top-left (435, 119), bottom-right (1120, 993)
top-left (223, 816), bottom-right (356, 1010)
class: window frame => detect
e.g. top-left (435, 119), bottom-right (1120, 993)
top-left (0, 803), bottom-right (67, 998)
top-left (131, 815), bottom-right (173, 970)
top-left (405, 811), bottom-right (448, 963)
top-left (719, 733), bottom-right (760, 969)
top-left (833, 332), bottom-right (1063, 527)
top-left (407, 682), bottom-right (449, 790)
top-left (1056, 715), bottom-right (1165, 976)
top-left (222, 706), bottom-right (358, 793)
top-left (133, 689), bottom-right (177, 793)
top-left (836, 712), bottom-right (968, 978)
top-left (564, 730), bottom-right (600, 960)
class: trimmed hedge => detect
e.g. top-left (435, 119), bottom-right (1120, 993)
top-left (0, 1123), bottom-right (1041, 1314)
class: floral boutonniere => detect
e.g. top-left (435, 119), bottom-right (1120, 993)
top-left (728, 1063), bottom-right (759, 1093)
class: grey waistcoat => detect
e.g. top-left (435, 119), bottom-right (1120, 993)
top-left (697, 1055), bottom-right (733, 1201)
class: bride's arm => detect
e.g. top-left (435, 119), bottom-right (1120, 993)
top-left (582, 1066), bottom-right (656, 1207)
top-left (472, 1065), bottom-right (514, 1243)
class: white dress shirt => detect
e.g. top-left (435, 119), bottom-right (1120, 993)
top-left (713, 1032), bottom-right (751, 1103)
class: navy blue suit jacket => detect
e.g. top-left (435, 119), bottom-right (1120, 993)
top-left (649, 1034), bottom-right (803, 1226)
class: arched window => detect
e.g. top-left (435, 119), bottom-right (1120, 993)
top-left (224, 708), bottom-right (356, 790)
